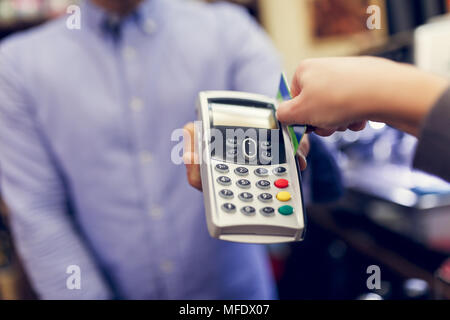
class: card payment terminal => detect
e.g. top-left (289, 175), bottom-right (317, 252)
top-left (196, 91), bottom-right (306, 244)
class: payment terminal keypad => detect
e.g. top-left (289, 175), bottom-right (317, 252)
top-left (213, 160), bottom-right (296, 221)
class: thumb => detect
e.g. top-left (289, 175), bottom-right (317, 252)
top-left (276, 95), bottom-right (306, 125)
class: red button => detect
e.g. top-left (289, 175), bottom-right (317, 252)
top-left (274, 179), bottom-right (289, 189)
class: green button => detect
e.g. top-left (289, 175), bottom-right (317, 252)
top-left (278, 205), bottom-right (294, 216)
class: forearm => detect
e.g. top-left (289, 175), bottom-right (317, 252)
top-left (9, 205), bottom-right (113, 299)
top-left (0, 52), bottom-right (113, 299)
top-left (363, 62), bottom-right (449, 137)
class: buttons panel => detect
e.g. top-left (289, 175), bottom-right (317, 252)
top-left (212, 161), bottom-right (297, 219)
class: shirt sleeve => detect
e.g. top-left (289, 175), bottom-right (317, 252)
top-left (0, 47), bottom-right (112, 299)
top-left (413, 87), bottom-right (450, 182)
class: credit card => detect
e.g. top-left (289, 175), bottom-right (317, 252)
top-left (276, 73), bottom-right (307, 155)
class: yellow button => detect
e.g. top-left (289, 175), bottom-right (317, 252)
top-left (276, 191), bottom-right (291, 202)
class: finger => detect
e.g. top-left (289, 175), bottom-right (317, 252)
top-left (314, 128), bottom-right (337, 137)
top-left (183, 151), bottom-right (202, 191)
top-left (290, 72), bottom-right (303, 98)
top-left (298, 135), bottom-right (310, 159)
top-left (276, 95), bottom-right (305, 126)
top-left (183, 122), bottom-right (195, 159)
top-left (296, 135), bottom-right (309, 171)
top-left (183, 123), bottom-right (202, 191)
top-left (297, 153), bottom-right (307, 171)
top-left (348, 121), bottom-right (367, 132)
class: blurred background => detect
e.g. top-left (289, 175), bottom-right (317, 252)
top-left (1, 0), bottom-right (450, 300)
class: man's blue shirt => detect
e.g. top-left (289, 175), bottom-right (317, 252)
top-left (0, 0), bottom-right (281, 299)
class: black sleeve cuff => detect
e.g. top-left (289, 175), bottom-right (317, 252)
top-left (413, 87), bottom-right (450, 182)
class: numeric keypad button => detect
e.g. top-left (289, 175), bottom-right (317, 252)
top-left (273, 167), bottom-right (287, 176)
top-left (279, 205), bottom-right (294, 216)
top-left (219, 189), bottom-right (234, 200)
top-left (274, 179), bottom-right (289, 189)
top-left (238, 192), bottom-right (254, 202)
top-left (256, 180), bottom-right (271, 190)
top-left (260, 207), bottom-right (275, 217)
top-left (258, 193), bottom-right (273, 203)
top-left (234, 167), bottom-right (249, 176)
top-left (221, 203), bottom-right (236, 213)
top-left (241, 206), bottom-right (256, 216)
top-left (217, 176), bottom-right (232, 186)
top-left (236, 179), bottom-right (251, 189)
top-left (215, 164), bottom-right (229, 174)
top-left (254, 168), bottom-right (269, 177)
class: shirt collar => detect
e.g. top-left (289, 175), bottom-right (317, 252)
top-left (81, 0), bottom-right (160, 39)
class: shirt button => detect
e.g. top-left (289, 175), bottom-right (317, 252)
top-left (122, 46), bottom-right (137, 60)
top-left (160, 260), bottom-right (174, 274)
top-left (140, 152), bottom-right (153, 164)
top-left (144, 19), bottom-right (157, 34)
top-left (149, 206), bottom-right (163, 219)
top-left (130, 97), bottom-right (143, 112)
